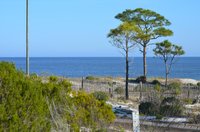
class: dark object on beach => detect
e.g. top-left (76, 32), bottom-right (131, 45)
top-left (151, 80), bottom-right (161, 85)
top-left (136, 76), bottom-right (147, 83)
top-left (86, 76), bottom-right (98, 81)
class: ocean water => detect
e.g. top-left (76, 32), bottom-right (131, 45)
top-left (0, 57), bottom-right (199, 80)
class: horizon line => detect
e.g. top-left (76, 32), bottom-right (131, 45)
top-left (0, 56), bottom-right (200, 58)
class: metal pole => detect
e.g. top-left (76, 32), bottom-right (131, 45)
top-left (26, 0), bottom-right (29, 76)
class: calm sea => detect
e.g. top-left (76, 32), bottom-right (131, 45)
top-left (0, 57), bottom-right (199, 80)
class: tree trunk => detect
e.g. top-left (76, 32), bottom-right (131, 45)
top-left (125, 41), bottom-right (129, 100)
top-left (165, 62), bottom-right (168, 87)
top-left (165, 73), bottom-right (168, 87)
top-left (143, 46), bottom-right (147, 78)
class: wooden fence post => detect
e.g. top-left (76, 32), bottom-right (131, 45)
top-left (81, 77), bottom-right (84, 90)
top-left (140, 81), bottom-right (143, 101)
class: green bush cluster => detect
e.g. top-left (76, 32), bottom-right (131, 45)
top-left (139, 102), bottom-right (159, 116)
top-left (0, 62), bottom-right (51, 131)
top-left (154, 84), bottom-right (161, 92)
top-left (49, 76), bottom-right (58, 82)
top-left (85, 76), bottom-right (99, 81)
top-left (187, 83), bottom-right (196, 87)
top-left (168, 82), bottom-right (182, 95)
top-left (156, 114), bottom-right (163, 120)
top-left (182, 98), bottom-right (193, 104)
top-left (168, 82), bottom-right (181, 89)
top-left (66, 91), bottom-right (115, 131)
top-left (0, 62), bottom-right (115, 131)
top-left (114, 87), bottom-right (124, 95)
top-left (92, 91), bottom-right (109, 101)
top-left (197, 82), bottom-right (200, 87)
top-left (160, 97), bottom-right (183, 116)
top-left (151, 80), bottom-right (161, 85)
top-left (139, 97), bottom-right (184, 117)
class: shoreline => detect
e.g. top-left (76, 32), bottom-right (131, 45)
top-left (65, 76), bottom-right (200, 85)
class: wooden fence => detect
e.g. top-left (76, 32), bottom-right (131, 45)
top-left (70, 79), bottom-right (200, 103)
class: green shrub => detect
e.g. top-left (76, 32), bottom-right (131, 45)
top-left (151, 80), bottom-right (161, 85)
top-left (187, 83), bottom-right (196, 87)
top-left (197, 82), bottom-right (200, 87)
top-left (0, 62), bottom-right (51, 131)
top-left (168, 82), bottom-right (181, 89)
top-left (66, 91), bottom-right (115, 130)
top-left (156, 114), bottom-right (163, 120)
top-left (136, 76), bottom-right (147, 83)
top-left (114, 87), bottom-right (124, 95)
top-left (59, 79), bottom-right (72, 93)
top-left (128, 78), bottom-right (135, 83)
top-left (49, 76), bottom-right (58, 82)
top-left (117, 96), bottom-right (127, 102)
top-left (160, 97), bottom-right (184, 116)
top-left (161, 97), bottom-right (179, 105)
top-left (182, 98), bottom-right (193, 104)
top-left (86, 76), bottom-right (98, 81)
top-left (192, 98), bottom-right (200, 104)
top-left (0, 62), bottom-right (115, 131)
top-left (160, 105), bottom-right (183, 117)
top-left (139, 102), bottom-right (159, 116)
top-left (168, 82), bottom-right (182, 95)
top-left (154, 84), bottom-right (161, 92)
top-left (30, 73), bottom-right (38, 79)
top-left (92, 91), bottom-right (109, 101)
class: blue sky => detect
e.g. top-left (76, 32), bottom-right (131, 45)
top-left (0, 0), bottom-right (200, 57)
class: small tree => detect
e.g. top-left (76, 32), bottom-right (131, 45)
top-left (115, 8), bottom-right (173, 79)
top-left (107, 22), bottom-right (138, 100)
top-left (153, 40), bottom-right (185, 86)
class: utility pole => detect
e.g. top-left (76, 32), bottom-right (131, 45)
top-left (26, 0), bottom-right (29, 76)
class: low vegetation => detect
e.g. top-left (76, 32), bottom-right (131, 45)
top-left (168, 82), bottom-right (182, 95)
top-left (160, 97), bottom-right (184, 116)
top-left (154, 84), bottom-right (161, 92)
top-left (92, 91), bottom-right (109, 102)
top-left (139, 102), bottom-right (159, 116)
top-left (114, 87), bottom-right (124, 95)
top-left (85, 76), bottom-right (99, 81)
top-left (191, 114), bottom-right (200, 124)
top-left (197, 82), bottom-right (200, 87)
top-left (151, 80), bottom-right (161, 85)
top-left (135, 76), bottom-right (147, 83)
top-left (139, 97), bottom-right (184, 117)
top-left (0, 62), bottom-right (115, 131)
